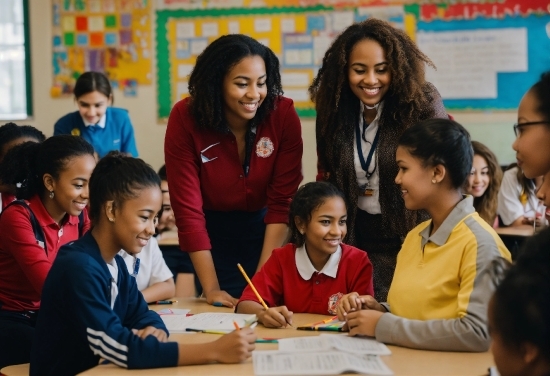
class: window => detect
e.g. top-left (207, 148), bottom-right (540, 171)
top-left (0, 0), bottom-right (32, 119)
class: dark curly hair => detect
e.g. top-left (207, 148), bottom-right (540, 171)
top-left (0, 122), bottom-right (46, 162)
top-left (530, 71), bottom-right (550, 123)
top-left (0, 135), bottom-right (94, 200)
top-left (89, 151), bottom-right (160, 224)
top-left (187, 34), bottom-right (283, 132)
top-left (309, 18), bottom-right (436, 143)
top-left (289, 181), bottom-right (347, 247)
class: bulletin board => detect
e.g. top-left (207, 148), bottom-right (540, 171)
top-left (51, 0), bottom-right (153, 97)
top-left (155, 0), bottom-right (550, 119)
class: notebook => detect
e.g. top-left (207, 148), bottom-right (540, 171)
top-left (160, 312), bottom-right (257, 334)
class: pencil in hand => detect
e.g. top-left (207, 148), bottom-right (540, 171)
top-left (237, 263), bottom-right (293, 328)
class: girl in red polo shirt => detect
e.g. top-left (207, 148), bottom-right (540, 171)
top-left (0, 122), bottom-right (45, 213)
top-left (236, 182), bottom-right (374, 327)
top-left (0, 135), bottom-right (96, 369)
top-left (165, 34), bottom-right (303, 306)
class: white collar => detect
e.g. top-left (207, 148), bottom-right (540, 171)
top-left (359, 101), bottom-right (384, 124)
top-left (81, 112), bottom-right (107, 128)
top-left (295, 244), bottom-right (342, 280)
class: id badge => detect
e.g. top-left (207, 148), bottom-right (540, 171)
top-left (358, 184), bottom-right (374, 196)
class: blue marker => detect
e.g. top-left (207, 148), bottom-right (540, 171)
top-left (212, 302), bottom-right (224, 307)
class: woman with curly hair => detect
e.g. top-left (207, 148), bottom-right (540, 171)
top-left (165, 34), bottom-right (303, 307)
top-left (465, 141), bottom-right (502, 228)
top-left (309, 18), bottom-right (447, 300)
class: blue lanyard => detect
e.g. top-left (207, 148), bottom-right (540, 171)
top-left (355, 117), bottom-right (380, 178)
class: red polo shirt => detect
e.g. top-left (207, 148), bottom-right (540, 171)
top-left (165, 96), bottom-right (303, 251)
top-left (0, 194), bottom-right (90, 311)
top-left (238, 243), bottom-right (374, 315)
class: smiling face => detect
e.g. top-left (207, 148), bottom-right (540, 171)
top-left (157, 180), bottom-right (175, 233)
top-left (112, 186), bottom-right (162, 256)
top-left (512, 90), bottom-right (550, 179)
top-left (296, 196), bottom-right (347, 270)
top-left (45, 154), bottom-right (96, 220)
top-left (222, 55), bottom-right (267, 130)
top-left (348, 38), bottom-right (391, 108)
top-left (395, 146), bottom-right (437, 211)
top-left (76, 90), bottom-right (112, 125)
top-left (467, 154), bottom-right (490, 198)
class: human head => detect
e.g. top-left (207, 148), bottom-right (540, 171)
top-left (396, 118), bottom-right (472, 210)
top-left (536, 170), bottom-right (550, 220)
top-left (74, 71), bottom-right (113, 126)
top-left (466, 141), bottom-right (502, 224)
top-left (489, 230), bottom-right (550, 376)
top-left (0, 122), bottom-right (45, 163)
top-left (156, 164), bottom-right (175, 233)
top-left (0, 135), bottom-right (95, 202)
top-left (188, 34), bottom-right (282, 133)
top-left (309, 18), bottom-right (434, 118)
top-left (289, 181), bottom-right (347, 247)
top-left (513, 71), bottom-right (550, 179)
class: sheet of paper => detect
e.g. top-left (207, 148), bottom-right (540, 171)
top-left (176, 22), bottom-right (195, 39)
top-left (281, 72), bottom-right (310, 87)
top-left (156, 308), bottom-right (190, 315)
top-left (281, 18), bottom-right (296, 33)
top-left (177, 64), bottom-right (194, 79)
top-left (278, 335), bottom-right (391, 355)
top-left (201, 22), bottom-right (219, 37)
top-left (160, 312), bottom-right (257, 333)
top-left (255, 18), bottom-right (272, 33)
top-left (253, 351), bottom-right (393, 376)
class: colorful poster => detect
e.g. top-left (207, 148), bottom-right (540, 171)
top-left (51, 0), bottom-right (152, 97)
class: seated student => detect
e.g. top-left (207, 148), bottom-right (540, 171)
top-left (54, 71), bottom-right (138, 158)
top-left (0, 135), bottom-right (95, 369)
top-left (464, 141), bottom-right (502, 228)
top-left (118, 234), bottom-right (175, 303)
top-left (0, 122), bottom-right (46, 212)
top-left (498, 164), bottom-right (545, 227)
top-left (30, 152), bottom-right (256, 375)
top-left (337, 118), bottom-right (511, 352)
top-left (236, 181), bottom-right (373, 328)
top-left (489, 229), bottom-right (550, 376)
top-left (156, 165), bottom-right (196, 297)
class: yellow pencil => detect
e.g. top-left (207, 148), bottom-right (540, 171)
top-left (237, 263), bottom-right (293, 328)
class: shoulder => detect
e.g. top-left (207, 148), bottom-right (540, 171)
top-left (55, 111), bottom-right (80, 125)
top-left (460, 214), bottom-right (509, 259)
top-left (107, 107), bottom-right (131, 121)
top-left (272, 243), bottom-right (296, 258)
top-left (167, 98), bottom-right (195, 128)
top-left (340, 243), bottom-right (367, 259)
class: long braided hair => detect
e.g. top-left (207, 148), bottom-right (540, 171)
top-left (309, 18), bottom-right (446, 243)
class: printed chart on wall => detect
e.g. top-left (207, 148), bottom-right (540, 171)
top-left (156, 0), bottom-right (550, 119)
top-left (51, 0), bottom-right (153, 97)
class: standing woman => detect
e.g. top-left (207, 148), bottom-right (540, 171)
top-left (165, 34), bottom-right (303, 307)
top-left (309, 18), bottom-right (447, 300)
top-left (0, 135), bottom-right (95, 368)
top-left (54, 71), bottom-right (139, 158)
top-left (465, 141), bottom-right (502, 228)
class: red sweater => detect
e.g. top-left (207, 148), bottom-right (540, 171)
top-left (0, 195), bottom-right (90, 311)
top-left (165, 96), bottom-right (303, 251)
top-left (238, 243), bottom-right (374, 315)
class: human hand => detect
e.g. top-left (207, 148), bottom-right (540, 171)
top-left (212, 327), bottom-right (256, 363)
top-left (337, 293), bottom-right (384, 320)
top-left (345, 310), bottom-right (384, 337)
top-left (205, 290), bottom-right (238, 308)
top-left (258, 306), bottom-right (293, 328)
top-left (132, 326), bottom-right (168, 342)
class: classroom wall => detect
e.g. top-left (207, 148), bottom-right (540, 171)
top-left (10, 0), bottom-right (518, 185)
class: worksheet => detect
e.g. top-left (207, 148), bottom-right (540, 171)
top-left (160, 312), bottom-right (257, 333)
top-left (277, 334), bottom-right (391, 355)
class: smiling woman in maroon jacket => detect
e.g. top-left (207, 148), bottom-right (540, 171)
top-left (165, 34), bottom-right (303, 307)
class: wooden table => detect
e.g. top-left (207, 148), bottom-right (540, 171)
top-left (156, 231), bottom-right (179, 246)
top-left (72, 298), bottom-right (493, 375)
top-left (495, 224), bottom-right (534, 237)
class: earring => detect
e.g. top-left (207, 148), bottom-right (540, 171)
top-left (431, 179), bottom-right (437, 184)
top-left (299, 230), bottom-right (304, 235)
top-left (108, 217), bottom-right (115, 223)
top-left (49, 191), bottom-right (54, 199)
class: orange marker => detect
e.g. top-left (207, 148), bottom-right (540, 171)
top-left (233, 321), bottom-right (241, 331)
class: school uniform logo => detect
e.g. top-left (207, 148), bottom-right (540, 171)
top-left (256, 137), bottom-right (274, 158)
top-left (71, 128), bottom-right (81, 136)
top-left (327, 292), bottom-right (343, 315)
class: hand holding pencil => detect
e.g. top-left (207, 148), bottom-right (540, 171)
top-left (236, 263), bottom-right (293, 328)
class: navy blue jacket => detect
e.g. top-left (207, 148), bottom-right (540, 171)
top-left (30, 232), bottom-right (178, 375)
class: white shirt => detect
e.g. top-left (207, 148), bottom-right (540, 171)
top-left (497, 167), bottom-right (545, 225)
top-left (354, 102), bottom-right (383, 214)
top-left (81, 113), bottom-right (106, 128)
top-left (118, 236), bottom-right (173, 291)
top-left (295, 244), bottom-right (342, 280)
top-left (106, 260), bottom-right (119, 309)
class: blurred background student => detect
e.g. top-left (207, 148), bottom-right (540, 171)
top-left (464, 141), bottom-right (502, 228)
top-left (0, 135), bottom-right (95, 369)
top-left (54, 71), bottom-right (138, 158)
top-left (498, 164), bottom-right (545, 228)
top-left (0, 122), bottom-right (46, 212)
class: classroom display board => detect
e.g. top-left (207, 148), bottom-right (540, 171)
top-left (51, 0), bottom-right (153, 97)
top-left (155, 0), bottom-right (550, 118)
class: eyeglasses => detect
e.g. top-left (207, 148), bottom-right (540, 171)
top-left (513, 121), bottom-right (550, 137)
